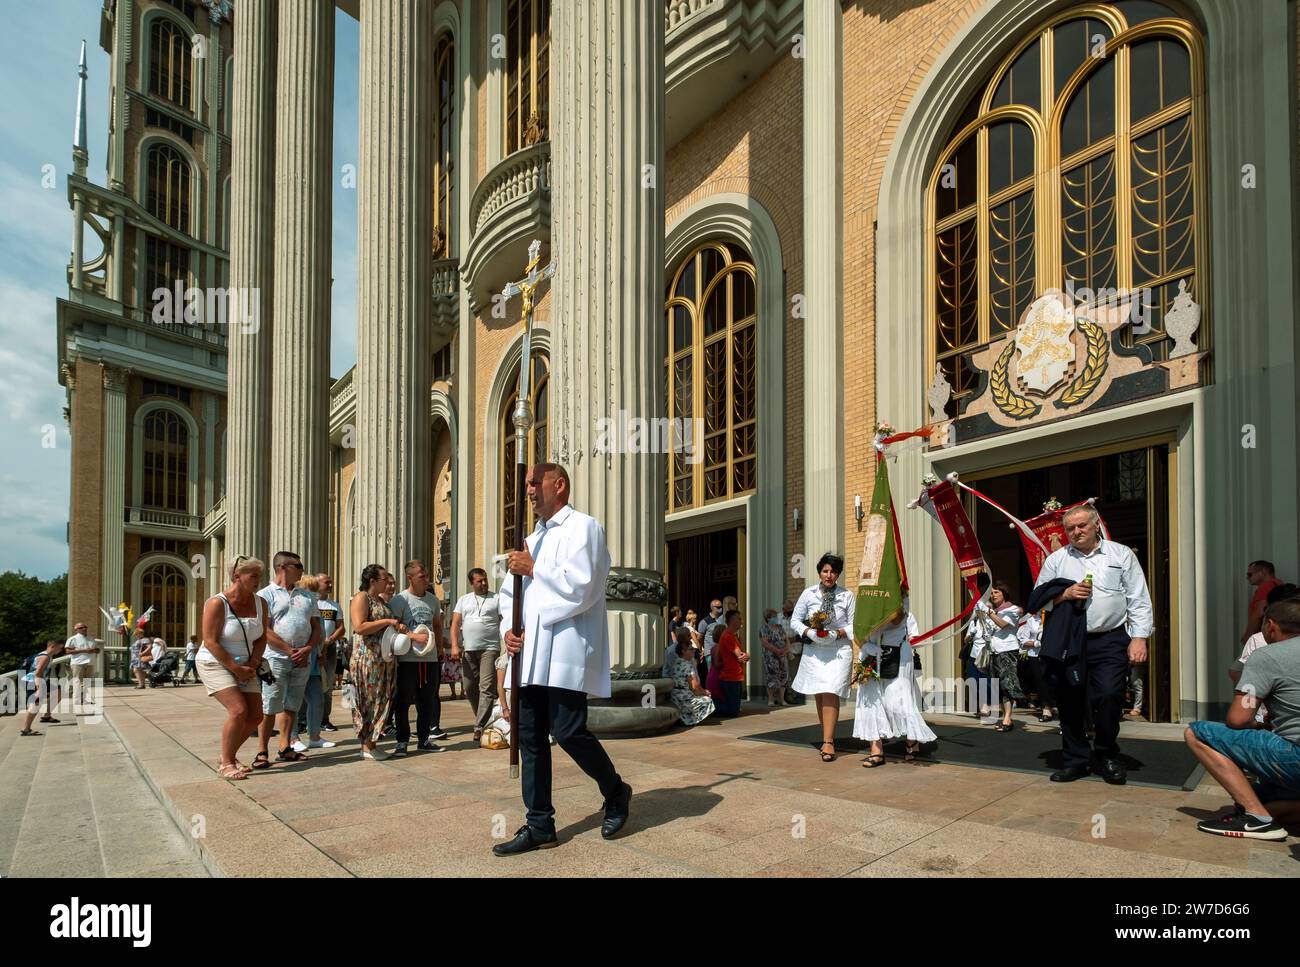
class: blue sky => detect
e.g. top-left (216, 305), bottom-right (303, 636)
top-left (0, 1), bottom-right (360, 579)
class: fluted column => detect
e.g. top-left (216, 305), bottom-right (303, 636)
top-left (100, 366), bottom-right (128, 618)
top-left (226, 1), bottom-right (276, 563)
top-left (550, 2), bottom-right (666, 670)
top-left (802, 0), bottom-right (845, 566)
top-left (355, 0), bottom-right (435, 570)
top-left (269, 1), bottom-right (334, 570)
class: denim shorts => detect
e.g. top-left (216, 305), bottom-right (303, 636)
top-left (261, 654), bottom-right (311, 716)
top-left (1189, 720), bottom-right (1300, 802)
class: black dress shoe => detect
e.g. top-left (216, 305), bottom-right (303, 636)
top-left (1050, 764), bottom-right (1090, 782)
top-left (1097, 758), bottom-right (1127, 785)
top-left (601, 782), bottom-right (633, 840)
top-left (492, 825), bottom-right (558, 856)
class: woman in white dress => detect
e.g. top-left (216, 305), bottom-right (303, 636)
top-left (791, 553), bottom-right (856, 762)
top-left (853, 609), bottom-right (938, 767)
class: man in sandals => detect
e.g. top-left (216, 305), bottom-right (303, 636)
top-left (255, 551), bottom-right (320, 765)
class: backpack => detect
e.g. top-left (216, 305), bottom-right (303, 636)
top-left (21, 652), bottom-right (43, 674)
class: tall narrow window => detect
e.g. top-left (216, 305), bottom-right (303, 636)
top-left (665, 242), bottom-right (758, 512)
top-left (504, 0), bottom-right (550, 155)
top-left (926, 1), bottom-right (1205, 416)
top-left (433, 33), bottom-right (456, 258)
top-left (141, 562), bottom-right (187, 647)
top-left (142, 408), bottom-right (189, 512)
top-left (144, 235), bottom-right (191, 309)
top-left (146, 142), bottom-right (192, 232)
top-left (150, 18), bottom-right (193, 111)
top-left (500, 353), bottom-right (549, 552)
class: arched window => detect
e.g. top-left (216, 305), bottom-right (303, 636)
top-left (927, 1), bottom-right (1204, 414)
top-left (665, 242), bottom-right (757, 511)
top-left (504, 0), bottom-right (550, 154)
top-left (142, 407), bottom-right (189, 512)
top-left (146, 142), bottom-right (192, 232)
top-left (433, 33), bottom-right (456, 258)
top-left (149, 17), bottom-right (194, 111)
top-left (500, 353), bottom-right (548, 551)
top-left (140, 561), bottom-right (187, 647)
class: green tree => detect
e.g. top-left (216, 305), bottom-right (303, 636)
top-left (0, 571), bottom-right (68, 673)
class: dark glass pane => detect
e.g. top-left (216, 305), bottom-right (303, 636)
top-left (1061, 153), bottom-right (1118, 293)
top-left (674, 258), bottom-right (695, 299)
top-left (1131, 114), bottom-right (1194, 284)
top-left (1060, 55), bottom-right (1115, 158)
top-left (991, 38), bottom-right (1041, 113)
top-left (935, 134), bottom-right (976, 221)
top-left (733, 270), bottom-right (755, 319)
top-left (672, 304), bottom-right (691, 351)
top-left (700, 246), bottom-right (725, 283)
top-left (1130, 39), bottom-right (1190, 123)
top-left (988, 191), bottom-right (1036, 334)
top-left (1054, 18), bottom-right (1112, 99)
top-left (935, 219), bottom-right (978, 350)
top-left (703, 281), bottom-right (726, 337)
top-left (987, 120), bottom-right (1034, 195)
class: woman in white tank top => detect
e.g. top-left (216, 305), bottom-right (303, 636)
top-left (197, 556), bottom-right (271, 780)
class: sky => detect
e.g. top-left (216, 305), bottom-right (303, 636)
top-left (0, 1), bottom-right (360, 580)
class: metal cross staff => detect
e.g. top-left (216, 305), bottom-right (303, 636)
top-left (499, 238), bottom-right (555, 778)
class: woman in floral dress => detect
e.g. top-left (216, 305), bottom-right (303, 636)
top-left (759, 608), bottom-right (790, 706)
top-left (349, 564), bottom-right (402, 760)
top-left (667, 628), bottom-right (714, 727)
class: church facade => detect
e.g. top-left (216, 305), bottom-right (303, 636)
top-left (58, 0), bottom-right (1299, 721)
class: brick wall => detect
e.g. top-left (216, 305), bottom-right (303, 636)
top-left (67, 359), bottom-right (106, 631)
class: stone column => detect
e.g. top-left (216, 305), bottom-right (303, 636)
top-left (354, 0), bottom-right (435, 570)
top-left (802, 1), bottom-right (845, 567)
top-left (549, 2), bottom-right (666, 670)
top-left (268, 1), bottom-right (334, 571)
top-left (226, 1), bottom-right (276, 563)
top-left (100, 366), bottom-right (128, 620)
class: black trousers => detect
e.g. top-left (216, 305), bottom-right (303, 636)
top-left (394, 661), bottom-right (441, 743)
top-left (518, 684), bottom-right (622, 835)
top-left (1026, 655), bottom-right (1056, 708)
top-left (1046, 628), bottom-right (1130, 769)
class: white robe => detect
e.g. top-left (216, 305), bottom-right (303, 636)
top-left (497, 502), bottom-right (613, 698)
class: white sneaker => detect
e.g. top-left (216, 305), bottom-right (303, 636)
top-left (307, 739), bottom-right (336, 749)
top-left (292, 739), bottom-right (308, 753)
top-left (361, 747), bottom-right (386, 761)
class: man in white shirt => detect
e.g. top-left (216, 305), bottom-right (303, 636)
top-left (1034, 505), bottom-right (1153, 784)
top-left (452, 567), bottom-right (501, 741)
top-left (493, 463), bottom-right (630, 856)
top-left (64, 621), bottom-right (99, 707)
top-left (255, 550), bottom-right (320, 764)
top-left (389, 560), bottom-right (447, 754)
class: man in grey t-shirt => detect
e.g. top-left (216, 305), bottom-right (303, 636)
top-left (451, 567), bottom-right (501, 741)
top-left (1185, 597), bottom-right (1300, 840)
top-left (388, 560), bottom-right (447, 754)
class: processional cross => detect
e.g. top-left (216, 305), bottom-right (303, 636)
top-left (498, 238), bottom-right (555, 778)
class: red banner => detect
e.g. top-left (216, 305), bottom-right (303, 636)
top-left (910, 479), bottom-right (987, 645)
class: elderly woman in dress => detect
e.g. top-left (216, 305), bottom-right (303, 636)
top-left (759, 607), bottom-right (790, 706)
top-left (791, 553), bottom-right (856, 761)
top-left (667, 626), bottom-right (715, 726)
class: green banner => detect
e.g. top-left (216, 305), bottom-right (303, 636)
top-left (853, 457), bottom-right (905, 641)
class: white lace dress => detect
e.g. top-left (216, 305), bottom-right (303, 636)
top-left (853, 613), bottom-right (937, 743)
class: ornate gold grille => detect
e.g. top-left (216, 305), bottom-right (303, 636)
top-left (434, 33), bottom-right (455, 258)
top-left (926, 1), bottom-right (1206, 415)
top-left (504, 0), bottom-right (550, 154)
top-left (149, 18), bottom-right (193, 111)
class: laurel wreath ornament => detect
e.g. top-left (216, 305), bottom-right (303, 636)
top-left (1055, 317), bottom-right (1108, 407)
top-left (990, 340), bottom-right (1040, 419)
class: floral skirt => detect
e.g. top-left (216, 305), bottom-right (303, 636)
top-left (350, 640), bottom-right (397, 744)
top-left (990, 650), bottom-right (1025, 703)
top-left (763, 652), bottom-right (790, 689)
top-left (669, 688), bottom-right (715, 726)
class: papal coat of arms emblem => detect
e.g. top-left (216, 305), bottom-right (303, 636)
top-left (1013, 296), bottom-right (1077, 394)
top-left (989, 291), bottom-right (1110, 419)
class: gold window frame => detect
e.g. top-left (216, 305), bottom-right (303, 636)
top-left (433, 33), bottom-right (455, 258)
top-left (664, 242), bottom-right (758, 513)
top-left (149, 18), bottom-right (194, 113)
top-left (504, 0), bottom-right (551, 154)
top-left (925, 4), bottom-right (1208, 415)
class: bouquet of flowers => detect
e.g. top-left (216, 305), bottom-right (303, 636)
top-left (808, 609), bottom-right (831, 638)
top-left (851, 653), bottom-right (879, 686)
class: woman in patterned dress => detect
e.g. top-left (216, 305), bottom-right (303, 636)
top-left (667, 627), bottom-right (715, 727)
top-left (349, 564), bottom-right (403, 760)
top-left (129, 629), bottom-right (151, 689)
top-left (759, 607), bottom-right (790, 706)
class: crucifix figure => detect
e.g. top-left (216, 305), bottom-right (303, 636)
top-left (497, 238), bottom-right (555, 777)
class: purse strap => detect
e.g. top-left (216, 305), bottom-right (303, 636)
top-left (219, 593), bottom-right (256, 659)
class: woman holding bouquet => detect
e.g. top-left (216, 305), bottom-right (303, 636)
top-left (852, 608), bottom-right (937, 766)
top-left (791, 553), bottom-right (856, 761)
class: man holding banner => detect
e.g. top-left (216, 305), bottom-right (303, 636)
top-left (1030, 504), bottom-right (1153, 785)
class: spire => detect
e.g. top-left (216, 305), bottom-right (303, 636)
top-left (73, 40), bottom-right (88, 177)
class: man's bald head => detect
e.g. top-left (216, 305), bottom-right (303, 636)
top-left (527, 462), bottom-right (571, 521)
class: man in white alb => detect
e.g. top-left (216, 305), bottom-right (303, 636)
top-left (493, 463), bottom-right (631, 856)
top-left (1034, 505), bottom-right (1152, 784)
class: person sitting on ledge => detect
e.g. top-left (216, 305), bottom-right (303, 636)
top-left (1185, 597), bottom-right (1300, 841)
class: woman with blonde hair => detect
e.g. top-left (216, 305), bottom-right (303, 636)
top-left (196, 556), bottom-right (270, 780)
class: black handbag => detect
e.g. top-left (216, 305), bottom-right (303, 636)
top-left (879, 645), bottom-right (901, 679)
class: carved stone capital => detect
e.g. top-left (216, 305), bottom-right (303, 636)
top-left (605, 566), bottom-right (667, 605)
top-left (61, 363), bottom-right (77, 391)
top-left (102, 365), bottom-right (130, 393)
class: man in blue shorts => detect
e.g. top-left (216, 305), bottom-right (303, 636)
top-left (1185, 597), bottom-right (1300, 840)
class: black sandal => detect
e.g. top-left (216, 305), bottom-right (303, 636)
top-left (1038, 713), bottom-right (1054, 722)
top-left (995, 721), bottom-right (1014, 732)
top-left (905, 742), bottom-right (921, 761)
top-left (250, 751), bottom-right (271, 770)
top-left (19, 729), bottom-right (42, 736)
top-left (819, 741), bottom-right (836, 762)
top-left (862, 754), bottom-right (885, 768)
top-left (276, 747), bottom-right (308, 762)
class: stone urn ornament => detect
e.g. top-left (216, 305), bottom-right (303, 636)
top-left (1164, 278), bottom-right (1202, 358)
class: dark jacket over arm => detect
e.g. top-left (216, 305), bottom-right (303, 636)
top-left (1027, 579), bottom-right (1089, 682)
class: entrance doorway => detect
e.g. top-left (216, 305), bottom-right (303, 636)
top-left (964, 442), bottom-right (1174, 721)
top-left (667, 529), bottom-right (740, 620)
